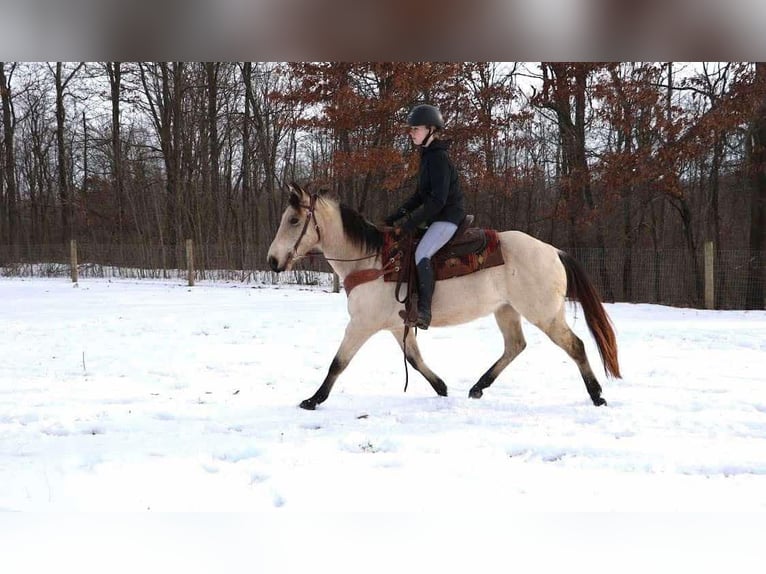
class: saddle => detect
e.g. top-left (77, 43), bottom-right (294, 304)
top-left (380, 216), bottom-right (505, 326)
top-left (383, 215), bottom-right (504, 285)
top-left (341, 214), bottom-right (505, 309)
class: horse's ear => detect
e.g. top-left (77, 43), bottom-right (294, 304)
top-left (285, 182), bottom-right (308, 208)
top-left (284, 183), bottom-right (301, 209)
top-left (288, 181), bottom-right (308, 197)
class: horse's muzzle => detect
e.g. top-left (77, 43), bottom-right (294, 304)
top-left (267, 255), bottom-right (281, 272)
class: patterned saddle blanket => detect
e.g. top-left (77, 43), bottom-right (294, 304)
top-left (382, 219), bottom-right (505, 284)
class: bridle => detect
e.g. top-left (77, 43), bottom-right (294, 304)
top-left (291, 193), bottom-right (380, 264)
top-left (292, 193), bottom-right (321, 256)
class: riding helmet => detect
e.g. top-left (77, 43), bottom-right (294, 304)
top-left (407, 104), bottom-right (444, 129)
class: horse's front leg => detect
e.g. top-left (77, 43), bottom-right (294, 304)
top-left (300, 321), bottom-right (375, 410)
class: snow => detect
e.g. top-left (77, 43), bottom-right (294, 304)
top-left (1, 277), bottom-right (765, 568)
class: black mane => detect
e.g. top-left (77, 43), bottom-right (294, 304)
top-left (339, 203), bottom-right (384, 255)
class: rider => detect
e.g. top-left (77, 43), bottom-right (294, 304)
top-left (384, 104), bottom-right (465, 329)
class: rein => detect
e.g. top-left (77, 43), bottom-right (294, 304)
top-left (305, 252), bottom-right (379, 263)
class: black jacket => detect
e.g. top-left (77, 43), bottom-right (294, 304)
top-left (399, 140), bottom-right (465, 232)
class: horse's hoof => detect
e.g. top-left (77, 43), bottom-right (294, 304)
top-left (299, 399), bottom-right (317, 410)
top-left (469, 388), bottom-right (483, 399)
top-left (592, 397), bottom-right (607, 407)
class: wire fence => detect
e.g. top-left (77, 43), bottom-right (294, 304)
top-left (564, 247), bottom-right (764, 310)
top-left (1, 242), bottom-right (763, 309)
top-left (0, 243), bottom-right (334, 288)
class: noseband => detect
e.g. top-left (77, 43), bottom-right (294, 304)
top-left (292, 193), bottom-right (321, 255)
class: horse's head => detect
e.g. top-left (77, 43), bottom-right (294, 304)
top-left (267, 182), bottom-right (322, 272)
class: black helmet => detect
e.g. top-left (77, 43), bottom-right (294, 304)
top-left (407, 104), bottom-right (444, 129)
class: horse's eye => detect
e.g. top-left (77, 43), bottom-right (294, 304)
top-left (289, 216), bottom-right (300, 225)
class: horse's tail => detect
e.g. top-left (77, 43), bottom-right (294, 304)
top-left (558, 251), bottom-right (622, 379)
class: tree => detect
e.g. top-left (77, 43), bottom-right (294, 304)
top-left (105, 62), bottom-right (125, 242)
top-left (279, 62), bottom-right (464, 220)
top-left (0, 62), bottom-right (18, 244)
top-left (458, 62), bottom-right (520, 229)
top-left (49, 62), bottom-right (84, 241)
top-left (594, 63), bottom-right (664, 300)
top-left (0, 61), bottom-right (762, 307)
top-left (241, 62), bottom-right (301, 252)
top-left (533, 62), bottom-right (614, 300)
top-left (203, 62), bottom-right (222, 242)
top-left (18, 71), bottom-right (57, 244)
top-left (746, 62), bottom-right (766, 309)
top-left (683, 63), bottom-right (752, 306)
top-left (138, 62), bottom-right (185, 256)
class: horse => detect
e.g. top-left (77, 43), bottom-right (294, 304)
top-left (267, 183), bottom-right (621, 410)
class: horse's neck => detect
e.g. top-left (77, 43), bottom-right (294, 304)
top-left (318, 209), bottom-right (380, 280)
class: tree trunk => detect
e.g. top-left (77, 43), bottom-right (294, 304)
top-left (205, 62), bottom-right (221, 243)
top-left (674, 195), bottom-right (703, 305)
top-left (541, 63), bottom-right (613, 299)
top-left (241, 62), bottom-right (253, 251)
top-left (0, 62), bottom-right (18, 244)
top-left (106, 62), bottom-right (125, 244)
top-left (82, 110), bottom-right (88, 196)
top-left (51, 62), bottom-right (83, 242)
top-left (709, 131), bottom-right (724, 307)
top-left (139, 62), bottom-right (183, 267)
top-left (573, 66), bottom-right (614, 301)
top-left (54, 63), bottom-right (70, 241)
top-left (746, 63), bottom-right (766, 309)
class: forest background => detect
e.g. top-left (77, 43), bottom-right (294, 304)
top-left (0, 62), bottom-right (764, 309)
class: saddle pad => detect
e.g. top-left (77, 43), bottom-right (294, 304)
top-left (383, 228), bottom-right (504, 283)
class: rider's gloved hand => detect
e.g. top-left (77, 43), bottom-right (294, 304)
top-left (383, 208), bottom-right (408, 227)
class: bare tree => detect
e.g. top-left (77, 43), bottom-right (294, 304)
top-left (138, 62), bottom-right (185, 260)
top-left (105, 62), bottom-right (126, 242)
top-left (746, 62), bottom-right (766, 309)
top-left (534, 62), bottom-right (614, 300)
top-left (204, 62), bottom-right (222, 242)
top-left (0, 62), bottom-right (18, 244)
top-left (48, 62), bottom-right (84, 241)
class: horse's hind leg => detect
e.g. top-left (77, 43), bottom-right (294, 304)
top-left (390, 327), bottom-right (448, 397)
top-left (469, 304), bottom-right (526, 399)
top-left (542, 312), bottom-right (607, 406)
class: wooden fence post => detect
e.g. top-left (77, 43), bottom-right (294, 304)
top-left (332, 272), bottom-right (340, 293)
top-left (70, 239), bottom-right (78, 283)
top-left (186, 239), bottom-right (195, 287)
top-left (704, 241), bottom-right (715, 310)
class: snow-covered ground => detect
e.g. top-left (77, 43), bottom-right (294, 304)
top-left (2, 276), bottom-right (765, 515)
top-left (2, 276), bottom-right (765, 570)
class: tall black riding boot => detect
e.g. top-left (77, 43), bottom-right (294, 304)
top-left (416, 258), bottom-right (435, 329)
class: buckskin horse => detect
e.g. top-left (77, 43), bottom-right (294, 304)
top-left (267, 183), bottom-right (621, 410)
